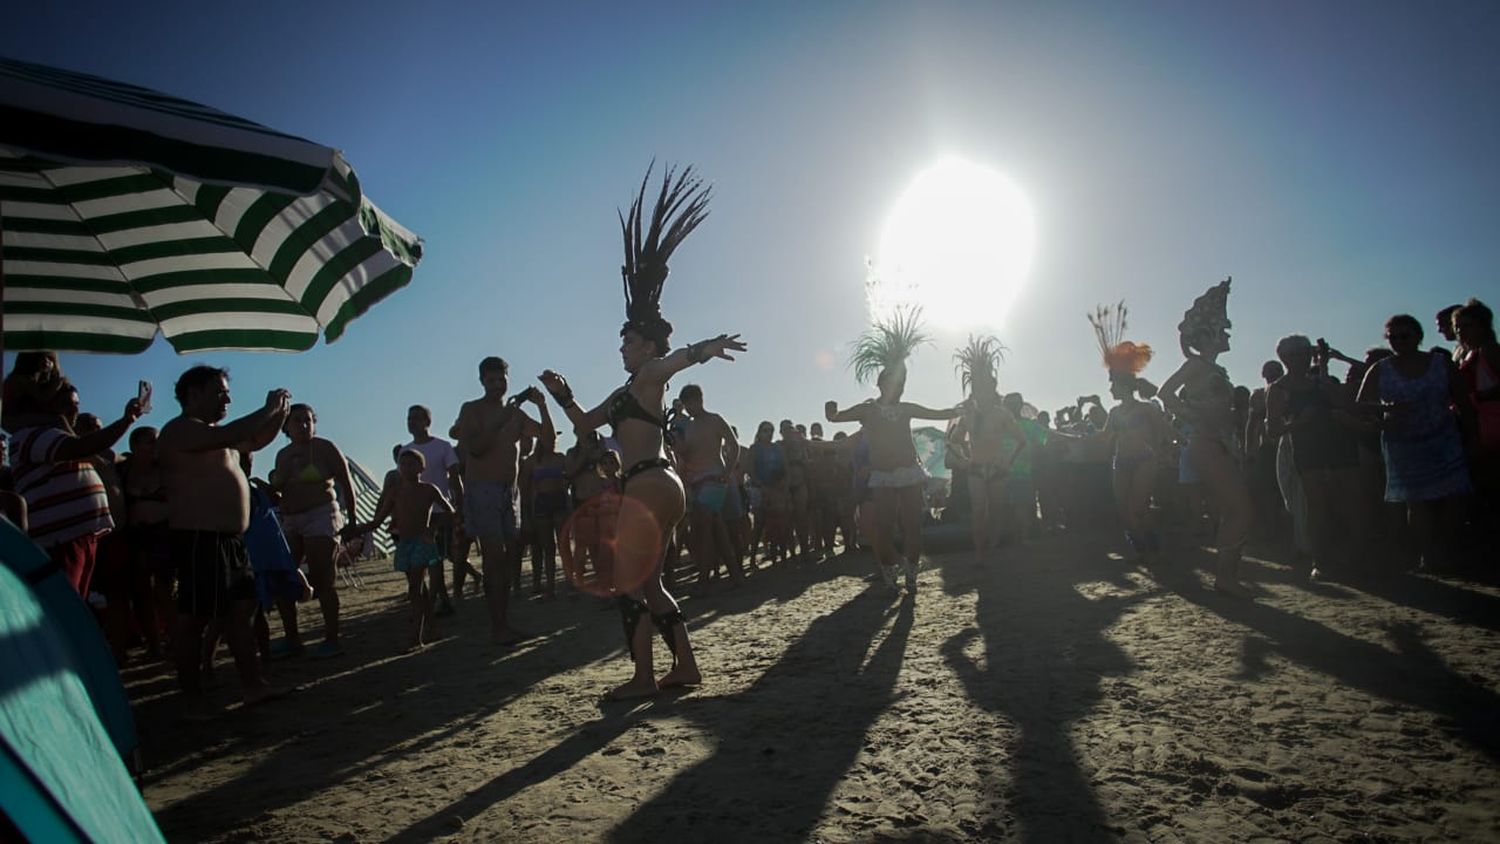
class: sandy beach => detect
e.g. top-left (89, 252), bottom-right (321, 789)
top-left (127, 531), bottom-right (1500, 843)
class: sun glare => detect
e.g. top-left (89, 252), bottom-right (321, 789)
top-left (869, 158), bottom-right (1036, 330)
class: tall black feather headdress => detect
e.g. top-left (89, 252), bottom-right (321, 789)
top-left (618, 161), bottom-right (712, 352)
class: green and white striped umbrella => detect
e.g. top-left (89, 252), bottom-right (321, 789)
top-left (0, 56), bottom-right (422, 354)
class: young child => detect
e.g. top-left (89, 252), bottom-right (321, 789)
top-left (345, 449), bottom-right (452, 650)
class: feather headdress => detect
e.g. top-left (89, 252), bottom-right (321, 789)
top-left (1178, 277), bottom-right (1232, 356)
top-left (619, 161), bottom-right (712, 351)
top-left (1088, 301), bottom-right (1153, 376)
top-left (953, 334), bottom-right (1007, 393)
top-left (850, 306), bottom-right (930, 386)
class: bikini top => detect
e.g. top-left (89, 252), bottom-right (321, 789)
top-left (606, 377), bottom-right (667, 434)
top-left (292, 461), bottom-right (330, 485)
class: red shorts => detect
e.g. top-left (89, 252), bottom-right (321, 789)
top-left (50, 533), bottom-right (100, 597)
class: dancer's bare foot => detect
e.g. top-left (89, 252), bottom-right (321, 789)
top-left (658, 664), bottom-right (701, 689)
top-left (606, 675), bottom-right (659, 700)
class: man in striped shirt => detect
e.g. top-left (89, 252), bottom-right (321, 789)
top-left (8, 380), bottom-right (142, 597)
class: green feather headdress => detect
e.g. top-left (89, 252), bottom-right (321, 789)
top-left (619, 161), bottom-right (712, 349)
top-left (850, 306), bottom-right (931, 385)
top-left (953, 334), bottom-right (1007, 393)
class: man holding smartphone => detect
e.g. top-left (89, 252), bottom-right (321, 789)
top-left (157, 365), bottom-right (289, 718)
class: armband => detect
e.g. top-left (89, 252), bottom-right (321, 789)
top-left (686, 334), bottom-right (726, 365)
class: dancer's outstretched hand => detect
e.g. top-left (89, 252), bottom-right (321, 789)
top-left (708, 333), bottom-right (746, 361)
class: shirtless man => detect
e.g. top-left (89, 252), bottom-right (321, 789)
top-left (453, 356), bottom-right (553, 645)
top-left (947, 372), bottom-right (1026, 554)
top-left (676, 384), bottom-right (743, 589)
top-left (157, 366), bottom-right (288, 716)
top-left (346, 449), bottom-right (454, 650)
top-left (826, 373), bottom-right (959, 593)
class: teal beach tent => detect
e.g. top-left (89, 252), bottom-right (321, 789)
top-left (0, 517), bottom-right (163, 843)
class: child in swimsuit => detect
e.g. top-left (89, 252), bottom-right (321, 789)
top-left (344, 450), bottom-right (454, 651)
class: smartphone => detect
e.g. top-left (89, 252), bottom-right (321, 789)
top-left (137, 380), bottom-right (153, 415)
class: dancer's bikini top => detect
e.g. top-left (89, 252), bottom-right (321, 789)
top-left (606, 377), bottom-right (667, 434)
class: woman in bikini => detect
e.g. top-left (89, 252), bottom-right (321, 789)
top-left (826, 308), bottom-right (959, 594)
top-left (1159, 279), bottom-right (1254, 595)
top-left (947, 334), bottom-right (1025, 555)
top-left (528, 431), bottom-right (569, 598)
top-left (1088, 304), bottom-right (1173, 564)
top-left (273, 403), bottom-right (357, 658)
top-left (540, 164), bottom-right (745, 699)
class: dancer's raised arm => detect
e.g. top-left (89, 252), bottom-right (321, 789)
top-left (824, 399), bottom-right (869, 424)
top-left (638, 333), bottom-right (747, 385)
top-left (538, 370), bottom-right (610, 435)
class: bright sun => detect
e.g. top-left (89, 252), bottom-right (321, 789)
top-left (869, 158), bottom-right (1036, 330)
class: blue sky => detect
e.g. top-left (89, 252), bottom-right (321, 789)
top-left (4, 1), bottom-right (1497, 473)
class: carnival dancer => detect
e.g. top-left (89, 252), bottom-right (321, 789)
top-left (540, 163), bottom-right (745, 699)
top-left (825, 308), bottom-right (959, 594)
top-left (947, 334), bottom-right (1026, 555)
top-left (1088, 303), bottom-right (1173, 563)
top-left (1159, 279), bottom-right (1254, 595)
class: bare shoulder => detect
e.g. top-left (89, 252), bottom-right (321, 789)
top-left (157, 415), bottom-right (200, 448)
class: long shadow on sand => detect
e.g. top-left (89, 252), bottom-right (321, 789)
top-left (141, 595), bottom-right (625, 839)
top-left (937, 539), bottom-right (1147, 842)
top-left (1344, 570), bottom-right (1500, 633)
top-left (144, 553), bottom-right (882, 840)
top-left (1151, 559), bottom-right (1500, 762)
top-left (391, 585), bottom-right (912, 842)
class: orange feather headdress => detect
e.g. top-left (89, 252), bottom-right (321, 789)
top-left (1088, 301), bottom-right (1153, 376)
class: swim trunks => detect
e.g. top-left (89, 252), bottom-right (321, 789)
top-left (173, 529), bottom-right (256, 618)
top-left (394, 538), bottom-right (442, 573)
top-left (463, 480), bottom-right (519, 540)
